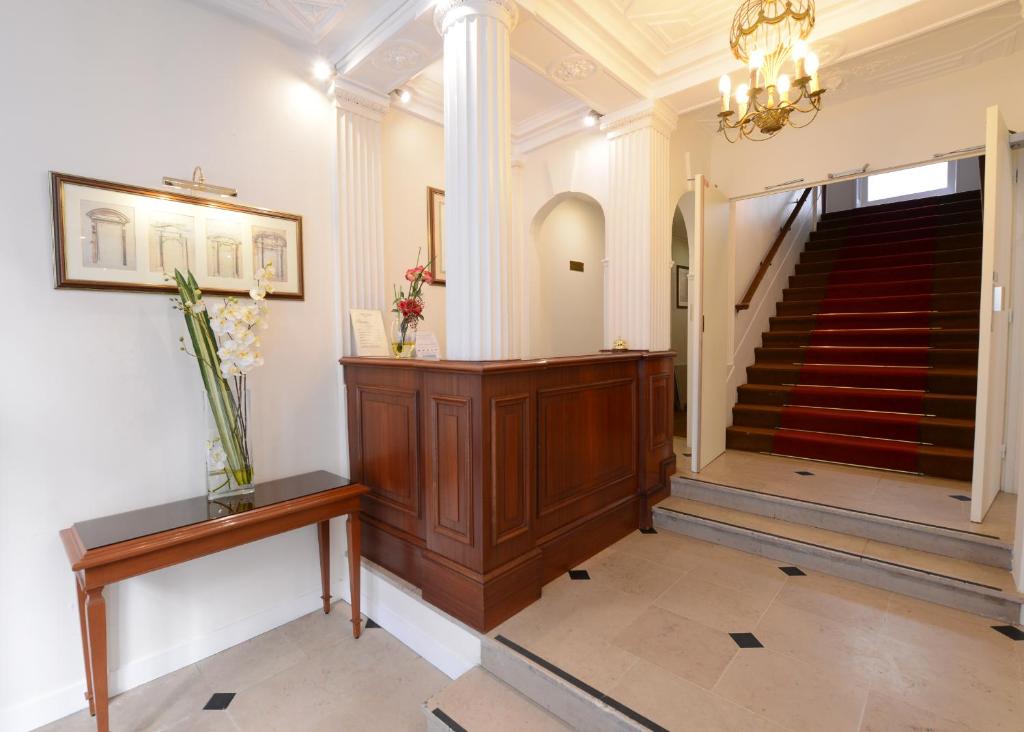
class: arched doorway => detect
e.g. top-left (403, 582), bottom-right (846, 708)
top-left (670, 203), bottom-right (690, 444)
top-left (528, 193), bottom-right (606, 358)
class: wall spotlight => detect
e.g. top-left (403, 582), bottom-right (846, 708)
top-left (583, 110), bottom-right (602, 128)
top-left (391, 88), bottom-right (413, 104)
top-left (313, 59), bottom-right (333, 81)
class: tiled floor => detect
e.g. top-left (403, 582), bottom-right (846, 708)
top-left (492, 529), bottom-right (1024, 732)
top-left (675, 443), bottom-right (1017, 543)
top-left (38, 602), bottom-right (448, 732)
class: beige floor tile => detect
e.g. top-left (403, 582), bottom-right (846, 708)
top-left (164, 711), bottom-right (242, 732)
top-left (279, 601), bottom-right (359, 654)
top-left (774, 571), bottom-right (891, 632)
top-left (608, 659), bottom-right (788, 732)
top-left (224, 657), bottom-right (345, 732)
top-left (654, 576), bottom-right (775, 633)
top-left (195, 623), bottom-right (308, 694)
top-left (858, 689), bottom-right (977, 732)
top-left (713, 647), bottom-right (870, 732)
top-left (754, 601), bottom-right (886, 684)
top-left (526, 625), bottom-right (641, 691)
top-left (427, 668), bottom-right (572, 731)
top-left (583, 547), bottom-right (687, 601)
top-left (613, 527), bottom-right (720, 571)
top-left (682, 549), bottom-right (787, 603)
top-left (611, 606), bottom-right (738, 689)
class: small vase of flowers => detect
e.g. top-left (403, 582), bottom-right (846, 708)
top-left (391, 253), bottom-right (434, 358)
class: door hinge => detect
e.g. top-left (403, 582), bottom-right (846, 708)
top-left (702, 316), bottom-right (705, 332)
top-left (1001, 444), bottom-right (1007, 460)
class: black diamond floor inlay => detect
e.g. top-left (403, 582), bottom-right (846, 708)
top-left (795, 470), bottom-right (814, 476)
top-left (729, 632), bottom-right (764, 649)
top-left (365, 618), bottom-right (380, 629)
top-left (992, 625), bottom-right (1024, 640)
top-left (203, 693), bottom-right (235, 710)
top-left (779, 566), bottom-right (806, 576)
top-left (949, 494), bottom-right (971, 502)
top-left (639, 527), bottom-right (658, 534)
top-left (568, 569), bottom-right (591, 580)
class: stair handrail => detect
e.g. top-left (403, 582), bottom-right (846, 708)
top-left (735, 186), bottom-right (813, 312)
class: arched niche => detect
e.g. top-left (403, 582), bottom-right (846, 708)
top-left (671, 193), bottom-right (694, 442)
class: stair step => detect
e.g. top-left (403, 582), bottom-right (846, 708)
top-left (736, 383), bottom-right (977, 419)
top-left (791, 261), bottom-right (982, 288)
top-left (795, 247), bottom-right (981, 275)
top-left (754, 345), bottom-right (978, 368)
top-left (769, 310), bottom-right (981, 332)
top-left (815, 208), bottom-right (983, 234)
top-left (776, 292), bottom-right (981, 316)
top-left (726, 424), bottom-right (974, 480)
top-left (426, 667), bottom-right (572, 732)
top-left (808, 221), bottom-right (981, 247)
top-left (481, 636), bottom-right (655, 732)
top-left (821, 191), bottom-right (980, 223)
top-left (814, 214), bottom-right (982, 244)
top-left (746, 362), bottom-right (977, 394)
top-left (669, 476), bottom-right (1010, 568)
top-left (763, 328), bottom-right (980, 348)
top-left (732, 403), bottom-right (975, 448)
top-left (653, 495), bottom-right (1020, 622)
top-left (783, 276), bottom-right (980, 302)
top-left (801, 235), bottom-right (982, 263)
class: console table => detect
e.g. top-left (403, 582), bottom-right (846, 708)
top-left (59, 471), bottom-right (368, 732)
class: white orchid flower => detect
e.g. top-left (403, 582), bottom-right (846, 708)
top-left (249, 287), bottom-right (266, 301)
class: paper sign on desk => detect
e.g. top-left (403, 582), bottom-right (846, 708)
top-left (350, 309), bottom-right (390, 357)
top-left (416, 331), bottom-right (442, 360)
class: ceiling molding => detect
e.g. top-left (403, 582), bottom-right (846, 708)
top-left (600, 98), bottom-right (677, 139)
top-left (334, 0), bottom-right (436, 72)
top-left (513, 98), bottom-right (591, 153)
top-left (333, 78), bottom-right (392, 120)
top-left (197, 0), bottom-right (351, 45)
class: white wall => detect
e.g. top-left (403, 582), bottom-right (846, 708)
top-left (0, 2), bottom-right (343, 729)
top-left (382, 109), bottom-right (447, 354)
top-left (705, 50), bottom-right (1024, 198)
top-left (531, 195), bottom-right (605, 357)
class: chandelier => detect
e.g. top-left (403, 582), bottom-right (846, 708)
top-left (718, 0), bottom-right (826, 142)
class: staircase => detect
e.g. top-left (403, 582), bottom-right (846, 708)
top-left (728, 190), bottom-right (983, 480)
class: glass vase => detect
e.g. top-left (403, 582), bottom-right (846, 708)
top-left (390, 317), bottom-right (417, 359)
top-left (204, 385), bottom-right (255, 500)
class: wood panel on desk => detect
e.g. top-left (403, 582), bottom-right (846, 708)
top-left (341, 352), bottom-right (676, 631)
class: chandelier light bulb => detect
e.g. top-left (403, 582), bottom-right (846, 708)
top-left (777, 73), bottom-right (791, 97)
top-left (719, 74), bottom-right (732, 94)
top-left (749, 49), bottom-right (765, 69)
top-left (804, 51), bottom-right (820, 75)
top-left (792, 40), bottom-right (808, 61)
top-left (736, 83), bottom-right (750, 104)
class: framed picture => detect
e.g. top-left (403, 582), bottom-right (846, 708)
top-left (51, 172), bottom-right (304, 299)
top-left (676, 265), bottom-right (688, 309)
top-left (427, 186), bottom-right (445, 285)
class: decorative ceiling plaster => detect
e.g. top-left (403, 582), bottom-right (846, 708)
top-left (197, 0), bottom-right (352, 44)
top-left (371, 41), bottom-right (427, 72)
top-left (547, 54), bottom-right (598, 83)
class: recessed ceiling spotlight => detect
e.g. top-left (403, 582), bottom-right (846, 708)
top-left (583, 110), bottom-right (602, 128)
top-left (391, 88), bottom-right (413, 104)
top-left (313, 59), bottom-right (333, 81)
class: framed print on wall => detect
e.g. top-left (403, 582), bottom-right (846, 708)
top-left (427, 186), bottom-right (445, 285)
top-left (51, 172), bottom-right (304, 299)
top-left (676, 264), bottom-right (688, 309)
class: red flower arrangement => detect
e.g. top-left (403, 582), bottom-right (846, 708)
top-left (392, 250), bottom-right (434, 356)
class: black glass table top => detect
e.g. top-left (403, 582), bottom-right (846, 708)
top-left (73, 471), bottom-right (354, 550)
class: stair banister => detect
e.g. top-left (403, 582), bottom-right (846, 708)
top-left (735, 186), bottom-right (813, 312)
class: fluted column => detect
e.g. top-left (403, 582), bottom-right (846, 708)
top-left (435, 0), bottom-right (519, 360)
top-left (335, 80), bottom-right (390, 355)
top-left (601, 100), bottom-right (677, 351)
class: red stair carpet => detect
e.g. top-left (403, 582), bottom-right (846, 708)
top-left (727, 190), bottom-right (982, 481)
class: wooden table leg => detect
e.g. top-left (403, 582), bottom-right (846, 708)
top-left (346, 513), bottom-right (361, 639)
top-left (84, 587), bottom-right (109, 732)
top-left (317, 520), bottom-right (331, 614)
top-left (75, 577), bottom-right (95, 717)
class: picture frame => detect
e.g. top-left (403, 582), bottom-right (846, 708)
top-left (50, 172), bottom-right (304, 299)
top-left (676, 264), bottom-right (689, 309)
top-left (427, 186), bottom-right (445, 285)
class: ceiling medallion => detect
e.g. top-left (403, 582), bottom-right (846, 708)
top-left (718, 0), bottom-right (826, 143)
top-left (548, 54), bottom-right (597, 83)
top-left (371, 41), bottom-right (425, 72)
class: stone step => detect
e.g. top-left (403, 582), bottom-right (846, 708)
top-left (653, 495), bottom-right (1022, 623)
top-left (670, 475), bottom-right (1010, 568)
top-left (425, 667), bottom-right (572, 732)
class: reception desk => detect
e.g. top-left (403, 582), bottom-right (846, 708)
top-left (340, 351), bottom-right (676, 631)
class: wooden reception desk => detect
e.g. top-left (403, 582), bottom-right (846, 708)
top-left (340, 351), bottom-right (676, 631)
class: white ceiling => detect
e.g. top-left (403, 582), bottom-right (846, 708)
top-left (196, 0), bottom-right (1024, 149)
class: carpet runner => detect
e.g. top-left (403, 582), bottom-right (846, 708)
top-left (727, 190), bottom-right (981, 480)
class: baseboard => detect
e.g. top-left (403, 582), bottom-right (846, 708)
top-left (6, 558), bottom-right (482, 732)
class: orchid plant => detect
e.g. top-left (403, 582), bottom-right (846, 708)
top-left (172, 264), bottom-right (273, 495)
top-left (391, 251), bottom-right (434, 356)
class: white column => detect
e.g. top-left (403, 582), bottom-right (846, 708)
top-left (435, 0), bottom-right (520, 360)
top-left (601, 100), bottom-right (677, 351)
top-left (335, 80), bottom-right (390, 355)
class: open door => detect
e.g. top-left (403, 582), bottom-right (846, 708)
top-left (690, 175), bottom-right (731, 472)
top-left (971, 106), bottom-right (1014, 522)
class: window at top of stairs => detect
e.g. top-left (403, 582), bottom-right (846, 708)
top-left (863, 161), bottom-right (954, 205)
